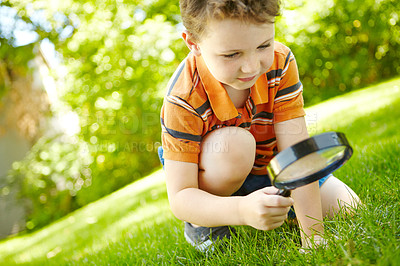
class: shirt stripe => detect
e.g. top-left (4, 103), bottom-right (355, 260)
top-left (167, 61), bottom-right (186, 96)
top-left (161, 118), bottom-right (202, 142)
top-left (275, 82), bottom-right (303, 103)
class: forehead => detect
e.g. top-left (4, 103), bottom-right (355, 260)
top-left (200, 18), bottom-right (275, 50)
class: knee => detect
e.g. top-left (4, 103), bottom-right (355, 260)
top-left (320, 176), bottom-right (361, 218)
top-left (200, 127), bottom-right (256, 183)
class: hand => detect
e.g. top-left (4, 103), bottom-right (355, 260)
top-left (239, 186), bottom-right (294, 231)
top-left (300, 235), bottom-right (328, 253)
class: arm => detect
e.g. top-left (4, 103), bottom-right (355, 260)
top-left (274, 116), bottom-right (324, 248)
top-left (165, 159), bottom-right (242, 226)
top-left (164, 159), bottom-right (294, 230)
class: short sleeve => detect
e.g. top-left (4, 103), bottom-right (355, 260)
top-left (161, 95), bottom-right (204, 164)
top-left (273, 50), bottom-right (306, 123)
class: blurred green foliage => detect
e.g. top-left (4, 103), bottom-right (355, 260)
top-left (8, 135), bottom-right (93, 230)
top-left (58, 0), bottom-right (186, 206)
top-left (0, 2), bottom-right (73, 99)
top-left (276, 0), bottom-right (400, 105)
top-left (1, 0), bottom-right (399, 231)
top-left (2, 0), bottom-right (186, 231)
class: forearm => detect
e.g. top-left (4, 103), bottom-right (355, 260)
top-left (292, 181), bottom-right (324, 242)
top-left (170, 187), bottom-right (244, 227)
top-left (274, 117), bottom-right (325, 247)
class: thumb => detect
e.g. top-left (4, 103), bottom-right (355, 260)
top-left (259, 186), bottom-right (279, 195)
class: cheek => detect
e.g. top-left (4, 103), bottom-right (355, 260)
top-left (263, 50), bottom-right (275, 69)
top-left (210, 60), bottom-right (238, 81)
top-left (221, 62), bottom-right (239, 77)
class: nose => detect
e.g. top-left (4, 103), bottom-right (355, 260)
top-left (241, 53), bottom-right (260, 74)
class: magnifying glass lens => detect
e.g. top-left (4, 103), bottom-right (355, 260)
top-left (275, 146), bottom-right (347, 183)
top-left (267, 132), bottom-right (353, 192)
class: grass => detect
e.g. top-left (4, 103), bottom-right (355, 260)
top-left (0, 77), bottom-right (399, 265)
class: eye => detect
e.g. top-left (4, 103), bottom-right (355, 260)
top-left (223, 52), bottom-right (239, 58)
top-left (258, 43), bottom-right (271, 50)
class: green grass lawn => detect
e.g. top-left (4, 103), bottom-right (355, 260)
top-left (1, 78), bottom-right (399, 265)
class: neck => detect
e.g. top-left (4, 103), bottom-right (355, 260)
top-left (224, 85), bottom-right (250, 108)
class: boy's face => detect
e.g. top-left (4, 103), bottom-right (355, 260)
top-left (184, 18), bottom-right (275, 91)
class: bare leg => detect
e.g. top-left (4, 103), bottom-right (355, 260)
top-left (320, 175), bottom-right (361, 218)
top-left (198, 127), bottom-right (256, 196)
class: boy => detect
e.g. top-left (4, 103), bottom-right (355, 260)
top-left (159, 0), bottom-right (360, 252)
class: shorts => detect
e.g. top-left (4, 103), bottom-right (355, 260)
top-left (158, 146), bottom-right (331, 217)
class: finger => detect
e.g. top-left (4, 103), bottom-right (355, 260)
top-left (259, 186), bottom-right (279, 195)
top-left (261, 194), bottom-right (294, 207)
top-left (262, 206), bottom-right (290, 216)
top-left (261, 219), bottom-right (286, 231)
top-left (261, 206), bottom-right (291, 217)
top-left (268, 214), bottom-right (289, 224)
top-left (299, 248), bottom-right (310, 254)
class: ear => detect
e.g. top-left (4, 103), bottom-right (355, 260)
top-left (182, 30), bottom-right (201, 57)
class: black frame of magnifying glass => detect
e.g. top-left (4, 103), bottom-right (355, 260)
top-left (267, 132), bottom-right (353, 191)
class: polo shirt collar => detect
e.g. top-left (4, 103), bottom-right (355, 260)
top-left (196, 55), bottom-right (269, 121)
top-left (196, 56), bottom-right (238, 121)
top-left (250, 74), bottom-right (269, 105)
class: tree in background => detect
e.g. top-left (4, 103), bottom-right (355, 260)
top-left (0, 1), bottom-right (77, 233)
top-left (58, 0), bottom-right (185, 206)
top-left (1, 0), bottom-right (186, 231)
top-left (0, 3), bottom-right (57, 141)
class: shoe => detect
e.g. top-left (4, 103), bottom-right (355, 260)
top-left (184, 222), bottom-right (235, 253)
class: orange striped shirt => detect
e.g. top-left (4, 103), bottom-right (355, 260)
top-left (161, 41), bottom-right (305, 175)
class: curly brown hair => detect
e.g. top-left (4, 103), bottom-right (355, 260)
top-left (180, 0), bottom-right (281, 41)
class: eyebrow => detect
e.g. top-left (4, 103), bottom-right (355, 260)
top-left (220, 37), bottom-right (274, 54)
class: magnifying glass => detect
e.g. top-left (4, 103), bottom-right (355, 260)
top-left (267, 132), bottom-right (353, 197)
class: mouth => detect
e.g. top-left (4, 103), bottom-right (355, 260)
top-left (238, 75), bottom-right (257, 82)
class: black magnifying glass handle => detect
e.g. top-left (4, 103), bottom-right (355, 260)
top-left (277, 189), bottom-right (291, 197)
